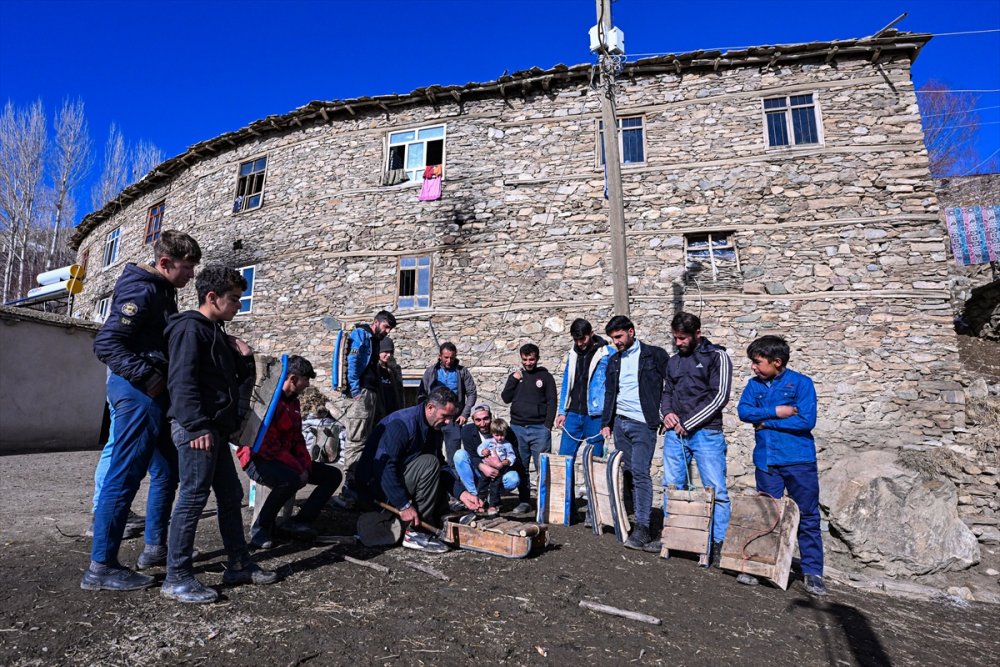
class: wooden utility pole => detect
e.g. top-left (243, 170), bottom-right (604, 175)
top-left (595, 0), bottom-right (630, 316)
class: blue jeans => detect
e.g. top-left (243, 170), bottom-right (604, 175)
top-left (90, 374), bottom-right (178, 565)
top-left (612, 416), bottom-right (657, 527)
top-left (166, 424), bottom-right (248, 582)
top-left (453, 449), bottom-right (520, 495)
top-left (662, 429), bottom-right (731, 543)
top-left (91, 401), bottom-right (116, 514)
top-left (558, 412), bottom-right (604, 458)
top-left (756, 462), bottom-right (823, 576)
top-left (511, 423), bottom-right (551, 500)
top-left (245, 459), bottom-right (342, 545)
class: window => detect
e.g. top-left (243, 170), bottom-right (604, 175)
top-left (237, 265), bottom-right (255, 314)
top-left (599, 116), bottom-right (645, 165)
top-left (80, 247), bottom-right (90, 273)
top-left (234, 157), bottom-right (267, 212)
top-left (397, 256), bottom-right (431, 309)
top-left (145, 201), bottom-right (165, 244)
top-left (386, 125), bottom-right (445, 184)
top-left (95, 295), bottom-right (112, 323)
top-left (684, 232), bottom-right (740, 285)
top-left (102, 227), bottom-right (121, 267)
top-left (763, 94), bottom-right (821, 147)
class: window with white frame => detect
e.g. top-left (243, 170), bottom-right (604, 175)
top-left (599, 115), bottom-right (645, 165)
top-left (237, 265), bottom-right (255, 313)
top-left (684, 232), bottom-right (740, 286)
top-left (385, 125), bottom-right (445, 184)
top-left (397, 256), bottom-right (431, 309)
top-left (102, 227), bottom-right (121, 267)
top-left (233, 157), bottom-right (267, 212)
top-left (763, 94), bottom-right (821, 147)
top-left (95, 295), bottom-right (112, 323)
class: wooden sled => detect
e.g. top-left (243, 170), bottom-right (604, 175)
top-left (660, 485), bottom-right (714, 566)
top-left (581, 445), bottom-right (630, 542)
top-left (719, 494), bottom-right (800, 590)
top-left (537, 453), bottom-right (574, 526)
top-left (442, 516), bottom-right (548, 559)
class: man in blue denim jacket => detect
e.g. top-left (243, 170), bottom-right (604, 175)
top-left (736, 335), bottom-right (826, 596)
top-left (555, 318), bottom-right (614, 458)
top-left (659, 311), bottom-right (733, 568)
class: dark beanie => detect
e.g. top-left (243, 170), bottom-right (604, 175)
top-left (380, 337), bottom-right (395, 354)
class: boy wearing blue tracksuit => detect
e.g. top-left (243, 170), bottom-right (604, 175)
top-left (736, 335), bottom-right (826, 596)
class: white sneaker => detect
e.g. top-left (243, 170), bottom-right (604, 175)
top-left (402, 529), bottom-right (449, 554)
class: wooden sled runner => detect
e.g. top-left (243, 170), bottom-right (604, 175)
top-left (581, 445), bottom-right (630, 542)
top-left (442, 516), bottom-right (548, 559)
top-left (537, 453), bottom-right (574, 526)
top-left (719, 494), bottom-right (800, 590)
top-left (660, 485), bottom-right (714, 566)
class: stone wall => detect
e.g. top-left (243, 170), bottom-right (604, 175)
top-left (71, 52), bottom-right (971, 524)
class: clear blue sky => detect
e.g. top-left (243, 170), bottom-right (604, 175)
top-left (1, 0), bottom-right (998, 224)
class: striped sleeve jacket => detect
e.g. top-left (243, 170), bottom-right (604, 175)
top-left (659, 337), bottom-right (733, 433)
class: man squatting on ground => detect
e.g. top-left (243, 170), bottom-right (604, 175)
top-left (417, 341), bottom-right (477, 465)
top-left (737, 335), bottom-right (826, 595)
top-left (660, 311), bottom-right (733, 568)
top-left (355, 387), bottom-right (481, 553)
top-left (501, 343), bottom-right (557, 513)
top-left (600, 316), bottom-right (670, 552)
top-left (82, 231), bottom-right (201, 592)
top-left (161, 265), bottom-right (277, 604)
top-left (555, 319), bottom-right (614, 460)
top-left (337, 310), bottom-right (396, 508)
top-left (237, 355), bottom-right (343, 549)
top-left (453, 404), bottom-right (530, 513)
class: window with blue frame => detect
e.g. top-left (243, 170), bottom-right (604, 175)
top-left (238, 265), bottom-right (255, 313)
top-left (763, 94), bottom-right (821, 147)
top-left (397, 256), bottom-right (431, 309)
top-left (386, 125), bottom-right (445, 184)
top-left (599, 116), bottom-right (645, 165)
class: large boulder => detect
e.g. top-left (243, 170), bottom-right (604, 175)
top-left (820, 450), bottom-right (980, 576)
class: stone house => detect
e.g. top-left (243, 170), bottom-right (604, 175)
top-left (70, 31), bottom-right (987, 562)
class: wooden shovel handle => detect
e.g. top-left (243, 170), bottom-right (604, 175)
top-left (375, 500), bottom-right (441, 534)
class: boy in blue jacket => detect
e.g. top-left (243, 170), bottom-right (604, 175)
top-left (736, 335), bottom-right (826, 596)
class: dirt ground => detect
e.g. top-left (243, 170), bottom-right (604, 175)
top-left (1, 452), bottom-right (998, 667)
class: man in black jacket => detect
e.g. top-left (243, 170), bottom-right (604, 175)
top-left (82, 231), bottom-right (200, 593)
top-left (660, 311), bottom-right (733, 567)
top-left (161, 266), bottom-right (277, 604)
top-left (600, 315), bottom-right (669, 551)
top-left (501, 342), bottom-right (557, 510)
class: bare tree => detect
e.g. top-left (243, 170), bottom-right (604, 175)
top-left (90, 122), bottom-right (127, 211)
top-left (0, 100), bottom-right (47, 302)
top-left (46, 99), bottom-right (90, 270)
top-left (918, 80), bottom-right (984, 178)
top-left (130, 139), bottom-right (163, 184)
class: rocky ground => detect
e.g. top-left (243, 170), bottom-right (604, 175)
top-left (2, 450), bottom-right (999, 667)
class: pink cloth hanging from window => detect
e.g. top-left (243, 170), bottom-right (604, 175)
top-left (419, 165), bottom-right (442, 201)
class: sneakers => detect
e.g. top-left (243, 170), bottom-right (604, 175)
top-left (80, 562), bottom-right (155, 591)
top-left (736, 573), bottom-right (759, 586)
top-left (161, 577), bottom-right (219, 604)
top-left (402, 529), bottom-right (450, 554)
top-left (511, 502), bottom-right (532, 515)
top-left (136, 545), bottom-right (167, 570)
top-left (249, 537), bottom-right (275, 550)
top-left (701, 541), bottom-right (724, 569)
top-left (484, 507), bottom-right (500, 517)
top-left (223, 560), bottom-right (278, 586)
top-left (276, 519), bottom-right (317, 542)
top-left (624, 524), bottom-right (656, 551)
top-left (804, 574), bottom-right (828, 596)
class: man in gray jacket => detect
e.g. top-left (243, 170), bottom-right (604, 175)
top-left (417, 342), bottom-right (477, 466)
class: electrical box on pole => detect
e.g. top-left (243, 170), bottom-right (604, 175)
top-left (589, 25), bottom-right (625, 54)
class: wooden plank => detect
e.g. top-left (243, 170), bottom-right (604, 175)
top-left (665, 487), bottom-right (713, 504)
top-left (719, 556), bottom-right (775, 580)
top-left (664, 499), bottom-right (713, 518)
top-left (720, 526), bottom-right (780, 565)
top-left (664, 514), bottom-right (711, 531)
top-left (771, 499), bottom-right (800, 590)
top-left (448, 523), bottom-right (536, 558)
top-left (728, 494), bottom-right (783, 526)
top-left (661, 526), bottom-right (711, 554)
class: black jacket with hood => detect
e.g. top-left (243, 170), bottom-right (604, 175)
top-left (165, 310), bottom-right (254, 440)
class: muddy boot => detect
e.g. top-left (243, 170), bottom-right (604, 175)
top-left (624, 524), bottom-right (652, 550)
top-left (223, 560), bottom-right (278, 586)
top-left (702, 541), bottom-right (724, 569)
top-left (80, 562), bottom-right (155, 592)
top-left (161, 577), bottom-right (218, 604)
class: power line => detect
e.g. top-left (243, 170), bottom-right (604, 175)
top-left (960, 146), bottom-right (1000, 176)
top-left (924, 120), bottom-right (1000, 130)
top-left (916, 89), bottom-right (1000, 94)
top-left (922, 105), bottom-right (1000, 118)
top-left (933, 28), bottom-right (1000, 37)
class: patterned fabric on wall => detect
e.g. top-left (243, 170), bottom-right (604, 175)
top-left (945, 205), bottom-right (999, 266)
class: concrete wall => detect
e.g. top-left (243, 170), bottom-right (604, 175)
top-left (0, 306), bottom-right (105, 453)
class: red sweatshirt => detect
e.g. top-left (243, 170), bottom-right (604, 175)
top-left (237, 395), bottom-right (312, 476)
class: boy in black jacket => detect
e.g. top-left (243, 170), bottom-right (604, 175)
top-left (501, 342), bottom-right (557, 513)
top-left (162, 265), bottom-right (277, 604)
